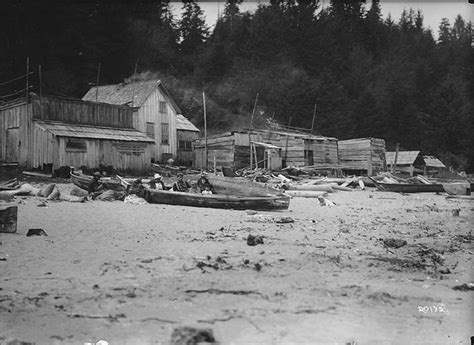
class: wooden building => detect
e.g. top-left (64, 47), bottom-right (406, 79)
top-left (176, 114), bottom-right (199, 166)
top-left (0, 95), bottom-right (154, 172)
top-left (83, 79), bottom-right (197, 163)
top-left (194, 129), bottom-right (338, 170)
top-left (422, 155), bottom-right (447, 176)
top-left (249, 129), bottom-right (339, 168)
top-left (385, 150), bottom-right (424, 176)
top-left (338, 138), bottom-right (386, 175)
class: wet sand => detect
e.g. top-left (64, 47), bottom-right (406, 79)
top-left (0, 186), bottom-right (472, 344)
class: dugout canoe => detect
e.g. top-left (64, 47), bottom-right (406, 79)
top-left (142, 176), bottom-right (290, 210)
top-left (70, 171), bottom-right (126, 191)
top-left (368, 177), bottom-right (445, 193)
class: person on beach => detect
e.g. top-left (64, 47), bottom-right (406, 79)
top-left (188, 181), bottom-right (201, 193)
top-left (87, 172), bottom-right (104, 199)
top-left (172, 173), bottom-right (191, 192)
top-left (197, 172), bottom-right (215, 194)
top-left (149, 174), bottom-right (166, 190)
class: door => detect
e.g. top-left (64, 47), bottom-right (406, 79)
top-left (6, 127), bottom-right (20, 162)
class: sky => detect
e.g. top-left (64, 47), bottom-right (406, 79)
top-left (170, 1), bottom-right (473, 39)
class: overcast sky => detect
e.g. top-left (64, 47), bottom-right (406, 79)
top-left (170, 1), bottom-right (473, 39)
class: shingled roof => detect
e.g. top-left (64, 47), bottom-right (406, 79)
top-left (82, 79), bottom-right (182, 113)
top-left (386, 151), bottom-right (420, 165)
top-left (176, 114), bottom-right (199, 132)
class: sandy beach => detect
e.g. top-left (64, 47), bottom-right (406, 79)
top-left (1, 183), bottom-right (472, 345)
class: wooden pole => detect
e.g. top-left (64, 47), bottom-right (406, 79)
top-left (250, 92), bottom-right (259, 128)
top-left (250, 142), bottom-right (253, 170)
top-left (213, 156), bottom-right (216, 174)
top-left (25, 57), bottom-right (29, 102)
top-left (203, 92), bottom-right (208, 170)
top-left (131, 58), bottom-right (138, 107)
top-left (284, 116), bottom-right (292, 167)
top-left (311, 104), bottom-right (317, 134)
top-left (392, 142), bottom-right (400, 173)
top-left (38, 65), bottom-right (42, 102)
top-left (95, 62), bottom-right (101, 102)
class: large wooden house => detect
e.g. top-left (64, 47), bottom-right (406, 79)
top-left (0, 95), bottom-right (154, 172)
top-left (83, 79), bottom-right (198, 163)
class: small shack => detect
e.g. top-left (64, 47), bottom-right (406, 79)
top-left (385, 150), bottom-right (424, 176)
top-left (0, 95), bottom-right (154, 173)
top-left (423, 155), bottom-right (447, 177)
top-left (338, 138), bottom-right (386, 175)
top-left (176, 114), bottom-right (199, 166)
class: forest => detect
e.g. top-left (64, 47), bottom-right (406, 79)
top-left (0, 0), bottom-right (472, 171)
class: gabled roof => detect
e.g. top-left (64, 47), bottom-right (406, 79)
top-left (386, 151), bottom-right (420, 165)
top-left (423, 155), bottom-right (446, 168)
top-left (176, 114), bottom-right (199, 132)
top-left (82, 79), bottom-right (182, 114)
top-left (35, 120), bottom-right (155, 143)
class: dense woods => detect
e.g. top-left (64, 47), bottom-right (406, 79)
top-left (0, 0), bottom-right (472, 171)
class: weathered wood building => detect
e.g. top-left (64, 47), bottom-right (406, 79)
top-left (338, 138), bottom-right (386, 175)
top-left (83, 79), bottom-right (198, 163)
top-left (194, 129), bottom-right (338, 170)
top-left (249, 129), bottom-right (339, 167)
top-left (385, 150), bottom-right (424, 176)
top-left (0, 95), bottom-right (154, 172)
top-left (176, 114), bottom-right (199, 166)
top-left (422, 155), bottom-right (447, 176)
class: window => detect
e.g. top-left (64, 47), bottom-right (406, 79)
top-left (161, 123), bottom-right (169, 145)
top-left (159, 101), bottom-right (167, 114)
top-left (178, 140), bottom-right (192, 151)
top-left (66, 138), bottom-right (87, 152)
top-left (146, 122), bottom-right (155, 139)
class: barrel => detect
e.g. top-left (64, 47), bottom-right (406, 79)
top-left (0, 205), bottom-right (18, 233)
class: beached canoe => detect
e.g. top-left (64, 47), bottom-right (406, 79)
top-left (368, 177), bottom-right (445, 193)
top-left (142, 176), bottom-right (290, 210)
top-left (70, 171), bottom-right (126, 191)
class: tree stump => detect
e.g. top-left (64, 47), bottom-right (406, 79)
top-left (0, 205), bottom-right (18, 233)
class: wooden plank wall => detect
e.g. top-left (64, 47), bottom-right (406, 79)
top-left (56, 137), bottom-right (152, 173)
top-left (338, 138), bottom-right (386, 174)
top-left (260, 132), bottom-right (306, 166)
top-left (0, 102), bottom-right (32, 166)
top-left (135, 88), bottom-right (177, 161)
top-left (177, 130), bottom-right (198, 165)
top-left (31, 97), bottom-right (133, 128)
top-left (305, 139), bottom-right (339, 164)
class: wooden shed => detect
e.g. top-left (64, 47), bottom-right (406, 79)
top-left (0, 95), bottom-right (154, 173)
top-left (176, 114), bottom-right (199, 166)
top-left (249, 129), bottom-right (339, 168)
top-left (83, 79), bottom-right (185, 163)
top-left (338, 138), bottom-right (386, 175)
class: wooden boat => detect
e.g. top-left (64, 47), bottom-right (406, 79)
top-left (142, 175), bottom-right (290, 210)
top-left (70, 171), bottom-right (126, 191)
top-left (368, 177), bottom-right (445, 193)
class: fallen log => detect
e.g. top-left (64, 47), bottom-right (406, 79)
top-left (284, 190), bottom-right (328, 198)
top-left (287, 183), bottom-right (335, 192)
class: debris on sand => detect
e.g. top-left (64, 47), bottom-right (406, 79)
top-left (247, 234), bottom-right (264, 246)
top-left (383, 238), bottom-right (407, 249)
top-left (451, 209), bottom-right (460, 217)
top-left (318, 196), bottom-right (336, 206)
top-left (26, 228), bottom-right (48, 237)
top-left (170, 326), bottom-right (217, 345)
top-left (246, 215), bottom-right (294, 223)
top-left (452, 283), bottom-right (474, 291)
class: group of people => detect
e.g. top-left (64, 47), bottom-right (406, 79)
top-left (172, 172), bottom-right (215, 194)
top-left (87, 171), bottom-right (215, 199)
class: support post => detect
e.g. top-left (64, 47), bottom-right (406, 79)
top-left (203, 92), bottom-right (208, 170)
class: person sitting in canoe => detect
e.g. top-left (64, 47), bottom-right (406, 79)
top-left (197, 172), bottom-right (215, 194)
top-left (172, 173), bottom-right (191, 192)
top-left (188, 181), bottom-right (201, 193)
top-left (149, 174), bottom-right (166, 190)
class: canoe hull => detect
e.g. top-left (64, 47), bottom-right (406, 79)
top-left (373, 181), bottom-right (445, 193)
top-left (142, 189), bottom-right (290, 210)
